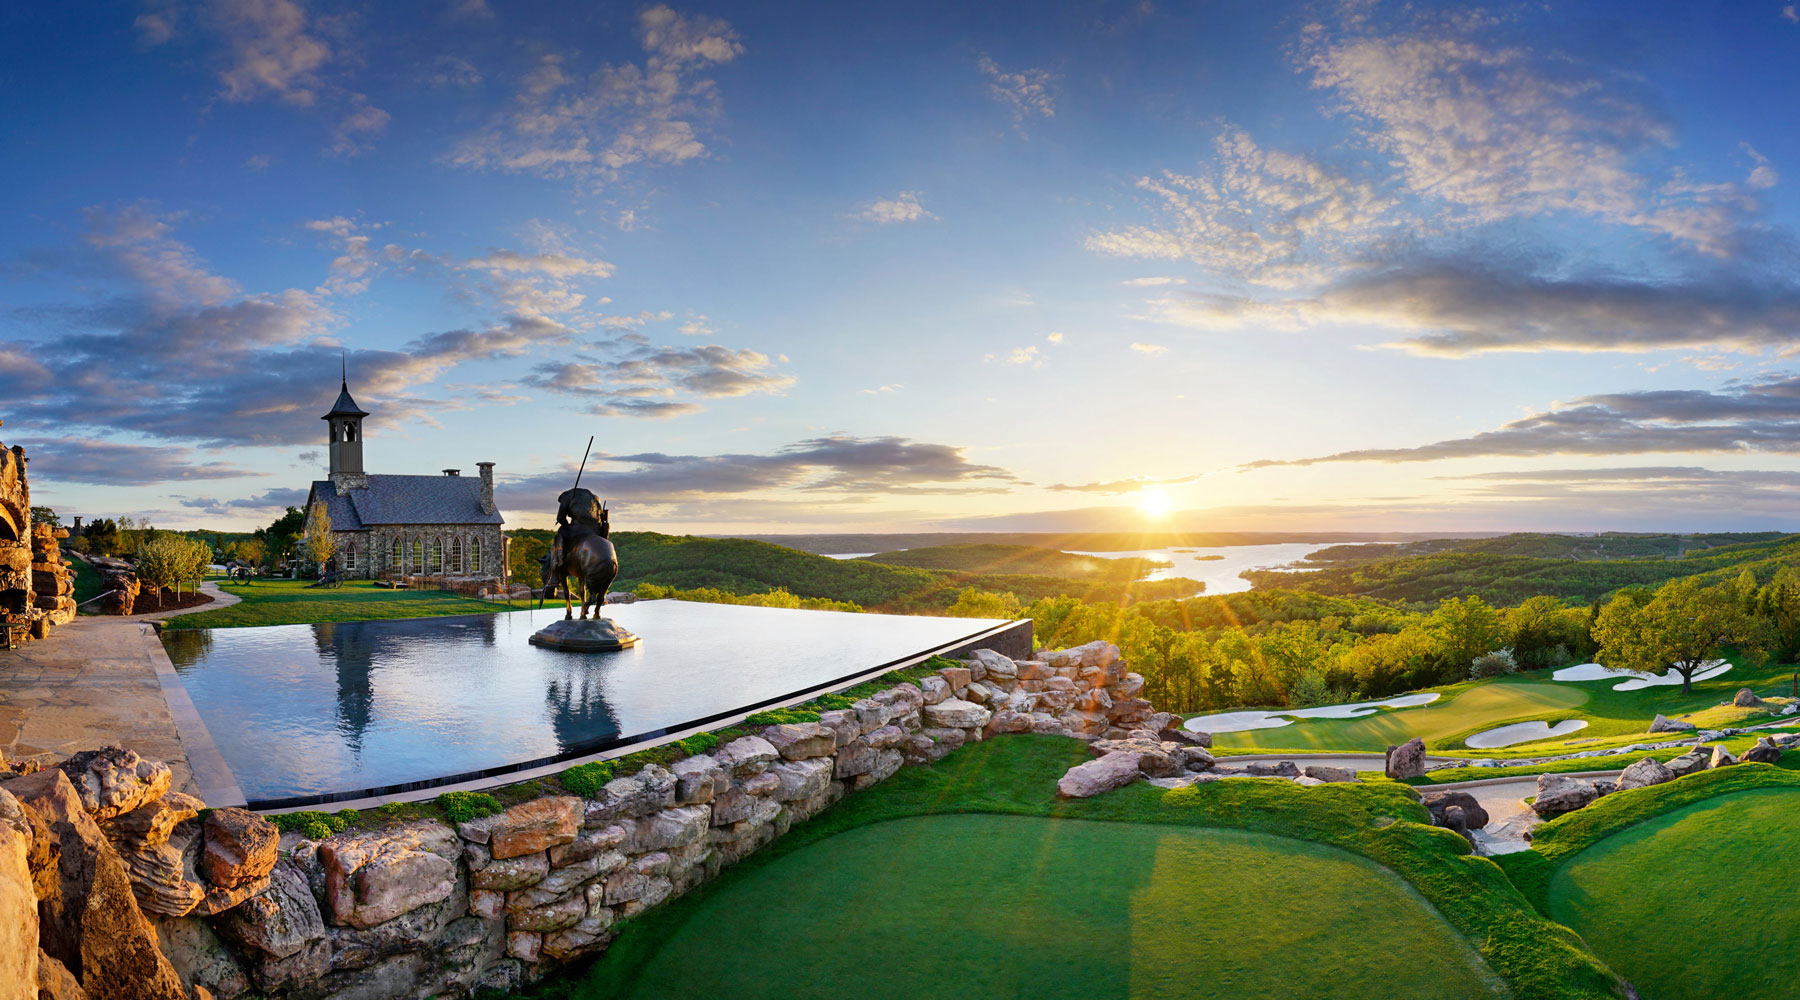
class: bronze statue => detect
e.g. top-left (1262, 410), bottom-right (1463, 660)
top-left (539, 441), bottom-right (619, 621)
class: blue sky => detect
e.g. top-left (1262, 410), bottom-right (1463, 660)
top-left (7, 0), bottom-right (1800, 534)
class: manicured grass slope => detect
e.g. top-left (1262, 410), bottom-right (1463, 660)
top-left (622, 814), bottom-right (1506, 1000)
top-left (1546, 788), bottom-right (1800, 1000)
top-left (527, 736), bottom-right (1625, 1000)
top-left (1213, 656), bottom-right (1800, 754)
top-left (163, 579), bottom-right (520, 629)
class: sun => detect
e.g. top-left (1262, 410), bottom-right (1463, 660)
top-left (1137, 489), bottom-right (1172, 519)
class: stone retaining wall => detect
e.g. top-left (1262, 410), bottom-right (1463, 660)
top-left (0, 639), bottom-right (1162, 999)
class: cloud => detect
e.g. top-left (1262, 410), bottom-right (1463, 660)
top-left (330, 94), bottom-right (391, 156)
top-left (450, 5), bottom-right (742, 184)
top-left (306, 216), bottom-right (381, 295)
top-left (522, 337), bottom-right (794, 417)
top-left (1122, 276), bottom-right (1186, 287)
top-left (207, 0), bottom-right (335, 106)
top-left (421, 54), bottom-right (483, 88)
top-left (1244, 374), bottom-right (1800, 467)
top-left (1047, 475), bottom-right (1197, 494)
top-left (495, 434), bottom-right (1017, 508)
top-left (978, 55), bottom-right (1055, 130)
top-left (860, 384), bottom-right (902, 395)
top-left (854, 191), bottom-right (934, 224)
top-left (1046, 332), bottom-right (1064, 344)
top-left (1129, 342), bottom-right (1167, 355)
top-left (176, 486), bottom-right (311, 515)
top-left (1151, 261), bottom-right (1800, 357)
top-left (1087, 127), bottom-right (1402, 287)
top-left (15, 438), bottom-right (259, 486)
top-left (986, 345), bottom-right (1041, 367)
top-left (1744, 143), bottom-right (1779, 190)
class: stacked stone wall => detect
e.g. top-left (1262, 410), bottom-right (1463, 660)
top-left (0, 641), bottom-right (1162, 999)
top-left (334, 523), bottom-right (505, 582)
top-left (0, 438), bottom-right (74, 642)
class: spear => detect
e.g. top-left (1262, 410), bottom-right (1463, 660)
top-left (572, 435), bottom-right (594, 490)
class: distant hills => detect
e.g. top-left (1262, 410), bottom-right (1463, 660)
top-left (728, 531), bottom-right (1469, 554)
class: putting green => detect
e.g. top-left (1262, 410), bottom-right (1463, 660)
top-left (619, 813), bottom-right (1507, 1000)
top-left (1214, 681), bottom-right (1589, 752)
top-left (1548, 788), bottom-right (1800, 1000)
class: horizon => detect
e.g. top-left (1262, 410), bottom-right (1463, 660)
top-left (7, 1), bottom-right (1800, 536)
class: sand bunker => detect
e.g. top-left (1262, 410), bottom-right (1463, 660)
top-left (1464, 719), bottom-right (1589, 749)
top-left (1184, 692), bottom-right (1441, 733)
top-left (1552, 660), bottom-right (1730, 691)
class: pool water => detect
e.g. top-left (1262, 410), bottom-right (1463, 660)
top-left (161, 600), bottom-right (1016, 806)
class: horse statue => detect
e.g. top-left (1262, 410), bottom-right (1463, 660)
top-left (539, 494), bottom-right (618, 620)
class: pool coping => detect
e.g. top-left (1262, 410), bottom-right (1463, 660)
top-left (140, 621), bottom-right (251, 808)
top-left (189, 612), bottom-right (1032, 814)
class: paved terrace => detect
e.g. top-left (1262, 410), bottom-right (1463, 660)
top-left (0, 582), bottom-right (245, 806)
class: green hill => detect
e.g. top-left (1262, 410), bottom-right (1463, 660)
top-left (857, 543), bottom-right (1169, 580)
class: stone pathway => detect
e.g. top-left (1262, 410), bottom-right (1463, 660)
top-left (0, 584), bottom-right (246, 806)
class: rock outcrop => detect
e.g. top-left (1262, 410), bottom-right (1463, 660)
top-left (1421, 790), bottom-right (1490, 832)
top-left (1385, 738), bottom-right (1428, 779)
top-left (1531, 774), bottom-right (1600, 818)
top-left (0, 438), bottom-right (73, 642)
top-left (1732, 688), bottom-right (1762, 708)
top-left (1616, 757), bottom-right (1675, 791)
top-left (0, 787), bottom-right (40, 1000)
top-left (1648, 714), bottom-right (1696, 734)
top-left (1742, 737), bottom-right (1783, 764)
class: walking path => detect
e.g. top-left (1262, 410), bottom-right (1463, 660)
top-left (0, 582), bottom-right (246, 806)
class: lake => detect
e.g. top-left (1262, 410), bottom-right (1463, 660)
top-left (1065, 542), bottom-right (1366, 595)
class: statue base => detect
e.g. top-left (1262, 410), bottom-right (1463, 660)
top-left (529, 616), bottom-right (641, 652)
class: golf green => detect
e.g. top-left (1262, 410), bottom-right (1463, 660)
top-left (1548, 788), bottom-right (1800, 1000)
top-left (1214, 681), bottom-right (1589, 752)
top-left (618, 813), bottom-right (1507, 1000)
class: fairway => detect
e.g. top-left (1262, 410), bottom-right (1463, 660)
top-left (617, 814), bottom-right (1507, 1000)
top-left (1214, 681), bottom-right (1589, 752)
top-left (1548, 788), bottom-right (1800, 1000)
top-left (163, 578), bottom-right (525, 629)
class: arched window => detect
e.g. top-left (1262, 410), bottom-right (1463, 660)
top-left (410, 538), bottom-right (422, 572)
top-left (450, 536), bottom-right (463, 573)
top-left (390, 537), bottom-right (401, 570)
top-left (470, 537), bottom-right (481, 573)
top-left (431, 538), bottom-right (443, 573)
top-left (345, 542), bottom-right (356, 570)
top-left (346, 424), bottom-right (358, 442)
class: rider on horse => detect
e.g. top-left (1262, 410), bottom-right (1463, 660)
top-left (543, 486), bottom-right (618, 617)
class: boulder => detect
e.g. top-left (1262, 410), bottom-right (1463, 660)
top-left (922, 698), bottom-right (991, 730)
top-left (1302, 765), bottom-right (1359, 784)
top-left (1384, 738), bottom-right (1428, 780)
top-left (486, 797), bottom-right (582, 860)
top-left (1531, 774), bottom-right (1598, 818)
top-left (200, 808), bottom-right (279, 889)
top-left (629, 805), bottom-right (710, 854)
top-left (1160, 727), bottom-right (1212, 748)
top-left (1173, 746), bottom-right (1216, 772)
top-left (761, 723), bottom-right (836, 761)
top-left (319, 822), bottom-right (459, 929)
top-left (36, 950), bottom-right (84, 1000)
top-left (767, 758), bottom-right (834, 802)
top-left (1733, 688), bottom-right (1763, 708)
top-left (581, 766), bottom-right (676, 825)
top-left (55, 748), bottom-right (172, 822)
top-left (116, 831), bottom-right (206, 917)
top-left (1616, 757), bottom-right (1676, 791)
top-left (969, 649), bottom-right (1016, 679)
top-left (1742, 737), bottom-right (1783, 764)
top-left (5, 769), bottom-right (189, 1000)
top-left (668, 755), bottom-right (728, 806)
top-left (1709, 745), bottom-right (1738, 768)
top-left (712, 736), bottom-right (779, 774)
top-left (917, 675), bottom-right (951, 705)
top-left (817, 709), bottom-right (861, 747)
top-left (938, 665), bottom-right (972, 692)
top-left (1420, 790), bottom-right (1490, 830)
top-left (108, 792), bottom-right (204, 849)
top-left (1056, 752), bottom-right (1145, 798)
top-left (1244, 761), bottom-right (1300, 778)
top-left (150, 915), bottom-right (251, 999)
top-left (1648, 714), bottom-right (1697, 734)
top-left (468, 851), bottom-right (548, 891)
top-left (215, 860), bottom-right (325, 960)
top-left (1665, 749), bottom-right (1712, 776)
top-left (0, 788), bottom-right (39, 1000)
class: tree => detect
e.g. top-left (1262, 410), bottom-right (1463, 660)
top-left (29, 506), bottom-right (60, 530)
top-left (1428, 595), bottom-right (1501, 681)
top-left (1593, 578), bottom-right (1773, 694)
top-left (1757, 565), bottom-right (1800, 663)
top-left (508, 533), bottom-right (549, 587)
top-left (303, 501), bottom-right (337, 573)
top-left (82, 518), bottom-right (120, 556)
top-left (258, 506), bottom-right (306, 570)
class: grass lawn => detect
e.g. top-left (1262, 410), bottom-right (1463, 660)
top-left (526, 736), bottom-right (1627, 1000)
top-left (69, 556), bottom-right (104, 612)
top-left (1211, 655), bottom-right (1800, 755)
top-left (617, 814), bottom-right (1507, 1000)
top-left (162, 578), bottom-right (526, 629)
top-left (1545, 788), bottom-right (1800, 1000)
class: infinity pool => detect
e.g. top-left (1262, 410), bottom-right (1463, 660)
top-left (161, 601), bottom-right (1020, 807)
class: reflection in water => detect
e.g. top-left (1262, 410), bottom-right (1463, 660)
top-left (546, 666), bottom-right (621, 753)
top-left (312, 617), bottom-right (505, 754)
top-left (161, 629), bottom-right (213, 673)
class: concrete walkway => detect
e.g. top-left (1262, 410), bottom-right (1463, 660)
top-left (0, 584), bottom-right (247, 806)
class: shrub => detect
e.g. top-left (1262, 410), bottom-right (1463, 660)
top-left (559, 761), bottom-right (618, 798)
top-left (1470, 648), bottom-right (1520, 679)
top-left (435, 791), bottom-right (501, 824)
top-left (270, 810), bottom-right (336, 840)
top-left (331, 809), bottom-right (360, 832)
top-left (675, 731), bottom-right (720, 756)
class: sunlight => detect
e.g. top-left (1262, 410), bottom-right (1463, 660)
top-left (1137, 489), bottom-right (1172, 519)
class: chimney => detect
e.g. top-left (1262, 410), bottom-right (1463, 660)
top-left (71, 515), bottom-right (83, 537)
top-left (443, 469), bottom-right (460, 477)
top-left (477, 462), bottom-right (495, 515)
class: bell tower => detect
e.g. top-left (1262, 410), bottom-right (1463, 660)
top-left (323, 365), bottom-right (369, 491)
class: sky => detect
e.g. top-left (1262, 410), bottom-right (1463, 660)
top-left (6, 0), bottom-right (1800, 535)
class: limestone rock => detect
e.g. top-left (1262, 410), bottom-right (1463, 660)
top-left (1160, 727), bottom-right (1211, 748)
top-left (485, 796), bottom-right (582, 860)
top-left (669, 755), bottom-right (728, 805)
top-left (547, 823), bottom-right (628, 869)
top-left (818, 709), bottom-right (861, 746)
top-left (1709, 745), bottom-right (1738, 768)
top-left (1385, 738), bottom-right (1428, 780)
top-left (150, 914), bottom-right (250, 999)
top-left (1302, 764), bottom-right (1358, 783)
top-left (1648, 714), bottom-right (1696, 734)
top-left (1616, 757), bottom-right (1676, 791)
top-left (768, 758), bottom-right (833, 802)
top-left (117, 832), bottom-right (206, 917)
top-left (468, 848), bottom-right (547, 892)
top-left (55, 747), bottom-right (172, 822)
top-left (200, 808), bottom-right (278, 890)
top-left (1422, 790), bottom-right (1490, 830)
top-left (1665, 748), bottom-right (1712, 777)
top-left (0, 788), bottom-right (38, 1000)
top-left (36, 950), bottom-right (84, 1000)
top-left (630, 805), bottom-right (710, 854)
top-left (938, 665), bottom-right (972, 693)
top-left (713, 736), bottom-right (779, 774)
top-left (917, 675), bottom-right (951, 705)
top-left (108, 793), bottom-right (204, 849)
top-left (215, 860), bottom-right (324, 960)
top-left (1531, 774), bottom-right (1598, 818)
top-left (320, 822), bottom-right (459, 929)
top-left (1056, 752), bottom-right (1145, 798)
top-left (6, 769), bottom-right (189, 1000)
top-left (970, 648), bottom-right (1015, 679)
top-left (582, 765), bottom-right (676, 825)
top-left (1733, 687), bottom-right (1762, 708)
top-left (1742, 737), bottom-right (1783, 764)
top-left (1244, 761), bottom-right (1301, 778)
top-left (761, 723), bottom-right (836, 761)
top-left (922, 698), bottom-right (991, 730)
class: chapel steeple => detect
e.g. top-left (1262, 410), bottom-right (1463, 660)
top-left (323, 362), bottom-right (369, 491)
